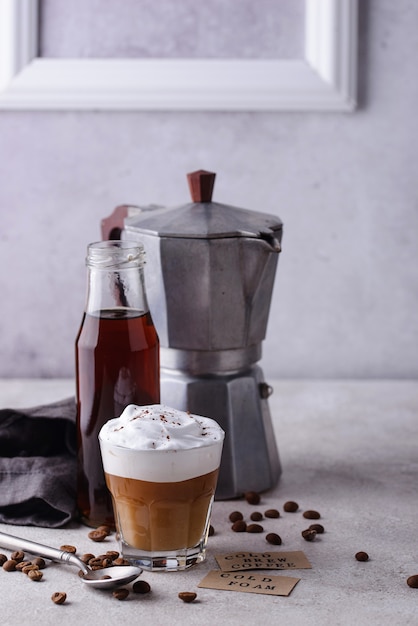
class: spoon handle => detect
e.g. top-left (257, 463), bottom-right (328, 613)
top-left (0, 531), bottom-right (88, 574)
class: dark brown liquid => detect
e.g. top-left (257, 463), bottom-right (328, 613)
top-left (76, 309), bottom-right (159, 527)
top-left (105, 469), bottom-right (218, 551)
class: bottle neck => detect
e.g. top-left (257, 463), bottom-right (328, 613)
top-left (83, 241), bottom-right (149, 316)
top-left (85, 265), bottom-right (149, 316)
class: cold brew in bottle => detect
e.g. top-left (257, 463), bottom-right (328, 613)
top-left (75, 240), bottom-right (160, 527)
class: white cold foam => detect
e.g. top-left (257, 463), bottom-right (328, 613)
top-left (99, 404), bottom-right (224, 483)
top-left (99, 404), bottom-right (224, 451)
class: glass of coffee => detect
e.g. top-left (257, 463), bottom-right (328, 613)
top-left (99, 404), bottom-right (224, 571)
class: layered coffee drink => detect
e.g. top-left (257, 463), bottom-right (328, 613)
top-left (99, 404), bottom-right (224, 571)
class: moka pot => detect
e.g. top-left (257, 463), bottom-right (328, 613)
top-left (102, 170), bottom-right (283, 498)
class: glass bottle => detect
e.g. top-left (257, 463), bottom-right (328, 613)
top-left (75, 240), bottom-right (160, 528)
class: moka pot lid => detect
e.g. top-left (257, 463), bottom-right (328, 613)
top-left (125, 170), bottom-right (282, 247)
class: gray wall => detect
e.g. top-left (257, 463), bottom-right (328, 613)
top-left (0, 0), bottom-right (417, 380)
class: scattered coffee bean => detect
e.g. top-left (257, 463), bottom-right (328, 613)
top-left (133, 580), bottom-right (151, 594)
top-left (231, 520), bottom-right (247, 532)
top-left (309, 524), bottom-right (324, 534)
top-left (208, 525), bottom-right (215, 536)
top-left (355, 551), bottom-right (369, 562)
top-left (229, 511), bottom-right (243, 523)
top-left (178, 591), bottom-right (197, 603)
top-left (88, 557), bottom-right (105, 569)
top-left (246, 523), bottom-right (264, 533)
top-left (97, 525), bottom-right (112, 536)
top-left (284, 501), bottom-right (299, 513)
top-left (88, 529), bottom-right (108, 542)
top-left (15, 561), bottom-right (32, 571)
top-left (60, 544), bottom-right (77, 554)
top-left (10, 551), bottom-right (25, 563)
top-left (113, 588), bottom-right (129, 600)
top-left (105, 551), bottom-right (120, 561)
top-left (407, 575), bottom-right (418, 588)
top-left (3, 559), bottom-right (17, 572)
top-left (303, 510), bottom-right (321, 520)
top-left (113, 557), bottom-right (130, 566)
top-left (250, 512), bottom-right (263, 522)
top-left (244, 491), bottom-right (261, 505)
top-left (51, 592), bottom-right (67, 605)
top-left (0, 554), bottom-right (7, 566)
top-left (80, 553), bottom-right (96, 563)
top-left (302, 529), bottom-right (317, 542)
top-left (22, 564), bottom-right (40, 574)
top-left (266, 533), bottom-right (282, 545)
top-left (31, 557), bottom-right (46, 569)
top-left (264, 509), bottom-right (280, 519)
top-left (28, 569), bottom-right (43, 582)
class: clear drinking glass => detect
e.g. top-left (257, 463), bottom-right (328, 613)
top-left (99, 406), bottom-right (224, 571)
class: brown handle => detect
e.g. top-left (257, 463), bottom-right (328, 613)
top-left (187, 170), bottom-right (216, 203)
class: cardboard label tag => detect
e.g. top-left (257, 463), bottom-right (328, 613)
top-left (198, 570), bottom-right (300, 597)
top-left (215, 551), bottom-right (312, 572)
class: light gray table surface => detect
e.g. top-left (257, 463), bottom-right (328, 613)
top-left (0, 379), bottom-right (417, 626)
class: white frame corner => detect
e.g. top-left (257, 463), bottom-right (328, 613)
top-left (0, 0), bottom-right (358, 111)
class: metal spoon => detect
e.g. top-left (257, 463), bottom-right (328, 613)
top-left (0, 530), bottom-right (142, 589)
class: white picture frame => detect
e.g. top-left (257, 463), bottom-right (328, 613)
top-left (0, 0), bottom-right (358, 111)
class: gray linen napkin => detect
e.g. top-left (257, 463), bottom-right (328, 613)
top-left (0, 397), bottom-right (77, 528)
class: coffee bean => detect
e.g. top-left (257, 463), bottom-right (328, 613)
top-left (31, 557), bottom-right (46, 569)
top-left (3, 559), bottom-right (17, 572)
top-left (302, 529), bottom-right (317, 542)
top-left (284, 501), bottom-right (299, 513)
top-left (97, 525), bottom-right (112, 536)
top-left (80, 553), bottom-right (96, 563)
top-left (113, 557), bottom-right (130, 566)
top-left (229, 511), bottom-right (243, 523)
top-left (355, 551), bottom-right (369, 562)
top-left (51, 592), bottom-right (67, 605)
top-left (246, 523), bottom-right (264, 533)
top-left (309, 524), bottom-right (324, 534)
top-left (15, 561), bottom-right (32, 571)
top-left (28, 569), bottom-right (43, 582)
top-left (132, 580), bottom-right (151, 594)
top-left (407, 575), bottom-right (418, 588)
top-left (60, 544), bottom-right (77, 553)
top-left (178, 591), bottom-right (197, 603)
top-left (88, 557), bottom-right (105, 568)
top-left (0, 554), bottom-right (7, 566)
top-left (250, 512), bottom-right (263, 522)
top-left (101, 575), bottom-right (112, 580)
top-left (208, 525), bottom-right (215, 536)
top-left (10, 551), bottom-right (25, 563)
top-left (22, 564), bottom-right (40, 575)
top-left (244, 491), bottom-right (261, 505)
top-left (105, 551), bottom-right (120, 561)
top-left (113, 588), bottom-right (129, 600)
top-left (231, 520), bottom-right (247, 532)
top-left (303, 510), bottom-right (321, 520)
top-left (266, 533), bottom-right (282, 545)
top-left (264, 509), bottom-right (280, 519)
top-left (88, 529), bottom-right (108, 542)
